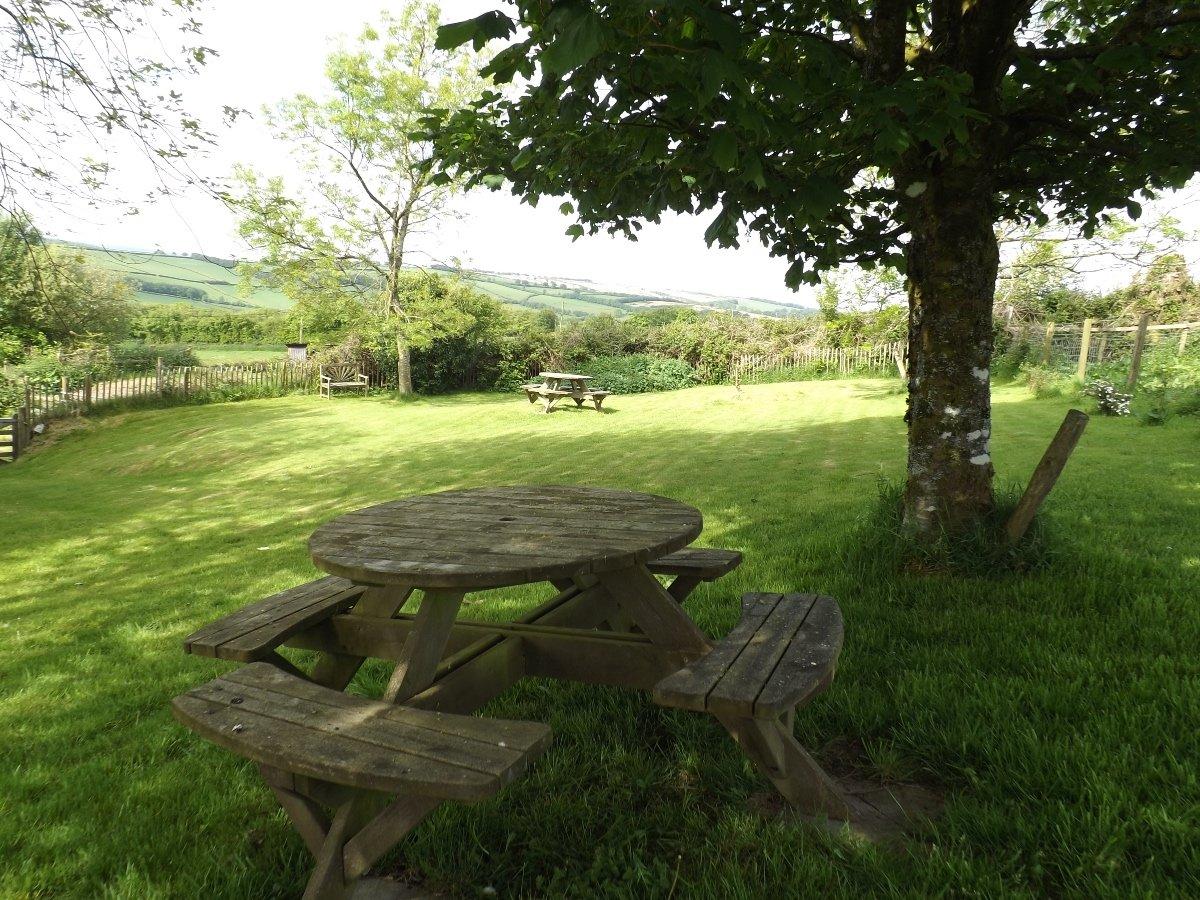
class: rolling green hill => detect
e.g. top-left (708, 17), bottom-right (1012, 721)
top-left (61, 245), bottom-right (292, 311)
top-left (60, 242), bottom-right (815, 320)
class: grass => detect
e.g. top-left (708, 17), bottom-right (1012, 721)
top-left (192, 348), bottom-right (287, 365)
top-left (1, 380), bottom-right (1197, 898)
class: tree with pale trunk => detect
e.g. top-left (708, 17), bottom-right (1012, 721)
top-left (230, 1), bottom-right (485, 394)
top-left (428, 1), bottom-right (1200, 536)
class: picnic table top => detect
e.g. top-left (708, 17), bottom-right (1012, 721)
top-left (536, 372), bottom-right (592, 380)
top-left (308, 485), bottom-right (702, 589)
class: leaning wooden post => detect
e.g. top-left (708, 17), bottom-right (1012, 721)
top-left (1126, 313), bottom-right (1151, 389)
top-left (182, 367), bottom-right (190, 399)
top-left (1005, 409), bottom-right (1090, 545)
top-left (155, 357), bottom-right (164, 398)
top-left (1041, 322), bottom-right (1056, 364)
top-left (1179, 327), bottom-right (1189, 355)
top-left (1076, 318), bottom-right (1093, 382)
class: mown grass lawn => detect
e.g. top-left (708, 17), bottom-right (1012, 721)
top-left (1, 380), bottom-right (1197, 898)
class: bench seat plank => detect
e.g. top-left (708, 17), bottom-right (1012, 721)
top-left (647, 547), bottom-right (742, 580)
top-left (171, 662), bottom-right (552, 802)
top-left (652, 592), bottom-right (842, 719)
top-left (184, 576), bottom-right (365, 661)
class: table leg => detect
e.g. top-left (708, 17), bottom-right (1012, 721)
top-left (311, 584), bottom-right (413, 690)
top-left (596, 565), bottom-right (710, 658)
top-left (382, 589), bottom-right (465, 703)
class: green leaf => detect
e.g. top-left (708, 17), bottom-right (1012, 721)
top-left (512, 147), bottom-right (534, 170)
top-left (565, 223), bottom-right (585, 239)
top-left (559, 201), bottom-right (574, 215)
top-left (542, 7), bottom-right (607, 75)
top-left (709, 131), bottom-right (738, 170)
top-left (436, 11), bottom-right (515, 51)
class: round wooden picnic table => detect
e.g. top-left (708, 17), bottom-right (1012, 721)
top-left (308, 485), bottom-right (703, 589)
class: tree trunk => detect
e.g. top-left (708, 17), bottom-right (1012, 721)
top-left (388, 209), bottom-right (414, 396)
top-left (396, 334), bottom-right (413, 396)
top-left (902, 171), bottom-right (998, 535)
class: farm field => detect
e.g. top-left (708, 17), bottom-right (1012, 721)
top-left (62, 245), bottom-right (293, 310)
top-left (59, 242), bottom-right (816, 320)
top-left (1, 381), bottom-right (1196, 897)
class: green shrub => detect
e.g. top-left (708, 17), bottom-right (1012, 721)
top-left (0, 373), bottom-right (22, 414)
top-left (1019, 362), bottom-right (1079, 399)
top-left (580, 354), bottom-right (696, 393)
top-left (1134, 352), bottom-right (1200, 424)
top-left (992, 339), bottom-right (1032, 382)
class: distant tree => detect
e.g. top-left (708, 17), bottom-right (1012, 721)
top-left (0, 0), bottom-right (223, 216)
top-left (230, 2), bottom-right (486, 394)
top-left (1109, 253), bottom-right (1200, 322)
top-left (432, 2), bottom-right (1200, 535)
top-left (0, 216), bottom-right (133, 357)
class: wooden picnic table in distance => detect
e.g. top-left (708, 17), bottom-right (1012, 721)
top-left (175, 485), bottom-right (851, 897)
top-left (522, 371), bottom-right (611, 412)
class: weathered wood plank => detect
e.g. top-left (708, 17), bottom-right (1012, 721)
top-left (172, 664), bottom-right (552, 801)
top-left (651, 593), bottom-right (782, 712)
top-left (183, 576), bottom-right (362, 658)
top-left (706, 594), bottom-right (819, 718)
top-left (754, 594), bottom-right (843, 716)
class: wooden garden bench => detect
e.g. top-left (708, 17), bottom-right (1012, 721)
top-left (183, 576), bottom-right (365, 669)
top-left (653, 592), bottom-right (842, 718)
top-left (173, 663), bottom-right (551, 897)
top-left (319, 365), bottom-right (368, 398)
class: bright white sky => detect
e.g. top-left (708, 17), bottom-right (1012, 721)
top-left (40, 0), bottom-right (1200, 305)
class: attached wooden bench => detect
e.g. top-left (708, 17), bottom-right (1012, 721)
top-left (646, 547), bottom-right (742, 601)
top-left (173, 663), bottom-right (552, 897)
top-left (654, 592), bottom-right (842, 717)
top-left (319, 364), bottom-right (368, 398)
top-left (653, 592), bottom-right (850, 819)
top-left (183, 576), bottom-right (365, 667)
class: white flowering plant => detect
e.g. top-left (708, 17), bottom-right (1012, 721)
top-left (1084, 379), bottom-right (1132, 417)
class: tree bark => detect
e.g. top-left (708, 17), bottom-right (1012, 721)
top-left (390, 209), bottom-right (413, 396)
top-left (396, 334), bottom-right (414, 395)
top-left (902, 168), bottom-right (998, 534)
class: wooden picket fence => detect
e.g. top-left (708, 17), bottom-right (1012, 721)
top-left (5, 359), bottom-right (386, 460)
top-left (730, 340), bottom-right (907, 383)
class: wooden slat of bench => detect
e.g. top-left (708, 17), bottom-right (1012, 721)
top-left (647, 547), bottom-right (742, 580)
top-left (706, 593), bottom-right (820, 718)
top-left (754, 594), bottom-right (843, 716)
top-left (651, 593), bottom-right (782, 712)
top-left (184, 576), bottom-right (364, 660)
top-left (172, 663), bottom-right (551, 801)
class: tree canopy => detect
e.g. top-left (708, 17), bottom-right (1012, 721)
top-left (431, 2), bottom-right (1200, 286)
top-left (0, 0), bottom-right (224, 215)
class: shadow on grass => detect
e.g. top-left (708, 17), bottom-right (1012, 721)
top-left (1, 387), bottom-right (1198, 896)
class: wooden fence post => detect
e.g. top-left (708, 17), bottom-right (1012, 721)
top-left (155, 357), bottom-right (164, 398)
top-left (1041, 322), bottom-right (1056, 364)
top-left (1127, 313), bottom-right (1151, 389)
top-left (182, 367), bottom-right (190, 399)
top-left (83, 374), bottom-right (92, 409)
top-left (1076, 318), bottom-right (1093, 381)
top-left (1005, 409), bottom-right (1090, 545)
top-left (1180, 328), bottom-right (1189, 355)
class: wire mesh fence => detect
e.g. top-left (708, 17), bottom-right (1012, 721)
top-left (1004, 318), bottom-right (1199, 385)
